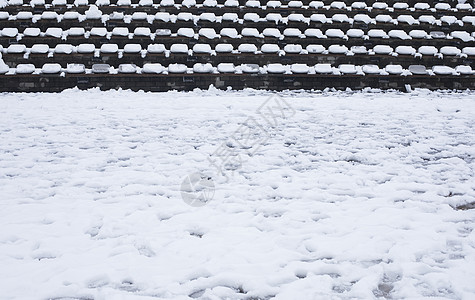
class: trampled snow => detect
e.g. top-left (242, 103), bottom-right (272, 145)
top-left (0, 89), bottom-right (474, 300)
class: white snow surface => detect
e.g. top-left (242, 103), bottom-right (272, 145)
top-left (0, 89), bottom-right (475, 300)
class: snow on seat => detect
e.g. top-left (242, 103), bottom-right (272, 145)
top-left (393, 2), bottom-right (408, 10)
top-left (112, 27), bottom-right (129, 37)
top-left (434, 3), bottom-right (451, 11)
top-left (414, 2), bottom-right (430, 10)
top-left (397, 15), bottom-right (419, 25)
top-left (351, 46), bottom-right (367, 54)
top-left (147, 44), bottom-right (166, 54)
top-left (262, 28), bottom-right (282, 38)
top-left (16, 12), bottom-right (33, 20)
top-left (100, 44), bottom-right (119, 54)
top-left (242, 28), bottom-right (261, 38)
top-left (170, 44), bottom-right (188, 54)
top-left (139, 0), bottom-right (153, 6)
top-left (440, 16), bottom-right (458, 25)
top-left (193, 63), bottom-right (214, 73)
top-left (73, 0), bottom-right (88, 6)
top-left (1, 28), bottom-right (18, 38)
top-left (0, 60), bottom-right (8, 75)
top-left (199, 28), bottom-right (218, 39)
top-left (142, 63), bottom-right (164, 74)
top-left (409, 65), bottom-right (428, 75)
top-left (215, 44), bottom-right (233, 53)
top-left (266, 1), bottom-right (281, 8)
top-left (419, 15), bottom-right (436, 25)
top-left (315, 63), bottom-right (333, 74)
top-left (462, 47), bottom-right (475, 56)
top-left (6, 44), bottom-right (26, 54)
top-left (288, 1), bottom-right (303, 8)
top-left (95, 0), bottom-right (109, 6)
top-left (418, 46), bottom-right (438, 56)
top-left (462, 16), bottom-right (475, 26)
top-left (31, 44), bottom-right (49, 54)
top-left (291, 64), bottom-right (309, 74)
top-left (222, 13), bottom-right (239, 22)
top-left (63, 11), bottom-right (80, 20)
top-left (395, 46), bottom-right (416, 56)
top-left (385, 65), bottom-right (404, 75)
top-left (304, 29), bottom-right (325, 38)
top-left (362, 64), bottom-right (380, 74)
top-left (339, 64), bottom-right (357, 74)
top-left (90, 28), bottom-right (107, 37)
top-left (154, 12), bottom-right (171, 22)
top-left (309, 1), bottom-right (323, 9)
top-left (238, 44), bottom-right (258, 53)
top-left (325, 29), bottom-right (345, 39)
top-left (177, 28), bottom-right (195, 38)
top-left (224, 0), bottom-right (238, 7)
top-left (432, 66), bottom-right (456, 75)
top-left (30, 0), bottom-right (45, 6)
top-left (92, 64), bottom-right (110, 74)
top-left (332, 14), bottom-right (351, 24)
top-left (306, 44), bottom-right (326, 54)
top-left (450, 31), bottom-right (474, 42)
top-left (155, 29), bottom-right (171, 36)
top-left (283, 28), bottom-right (301, 38)
top-left (440, 46), bottom-right (461, 56)
top-left (266, 13), bottom-right (283, 24)
top-left (241, 64), bottom-right (259, 73)
top-left (54, 44), bottom-right (74, 54)
top-left (388, 30), bottom-right (411, 40)
top-left (244, 13), bottom-right (260, 22)
top-left (77, 44), bottom-right (95, 54)
top-left (430, 31), bottom-right (446, 39)
top-left (220, 28), bottom-right (239, 39)
top-left (131, 12), bottom-right (147, 21)
top-left (368, 29), bottom-right (388, 39)
top-left (85, 5), bottom-right (102, 19)
top-left (203, 0), bottom-right (217, 7)
top-left (375, 15), bottom-right (393, 23)
top-left (168, 63), bottom-right (187, 73)
top-left (267, 63), bottom-right (286, 74)
top-left (261, 44), bottom-right (280, 54)
top-left (409, 30), bottom-right (428, 39)
top-left (372, 2), bottom-right (388, 10)
top-left (40, 11), bottom-right (58, 20)
top-left (123, 44), bottom-right (142, 54)
top-left (455, 66), bottom-right (473, 75)
top-left (283, 44), bottom-right (303, 54)
top-left (456, 3), bottom-right (472, 10)
top-left (8, 0), bottom-right (22, 5)
top-left (68, 28), bottom-right (86, 37)
top-left (245, 0), bottom-right (260, 8)
top-left (133, 28), bottom-right (151, 37)
top-left (159, 0), bottom-right (174, 6)
top-left (15, 64), bottom-right (35, 74)
top-left (66, 64), bottom-right (85, 74)
top-left (217, 63), bottom-right (235, 73)
top-left (373, 45), bottom-right (393, 55)
top-left (42, 63), bottom-right (61, 74)
top-left (192, 44), bottom-right (212, 54)
top-left (328, 44), bottom-right (348, 54)
top-left (351, 2), bottom-right (367, 9)
top-left (310, 14), bottom-right (329, 24)
top-left (177, 12), bottom-right (193, 22)
top-left (346, 29), bottom-right (364, 38)
top-left (354, 14), bottom-right (374, 24)
top-left (199, 13), bottom-right (216, 23)
top-left (330, 1), bottom-right (346, 10)
top-left (45, 28), bottom-right (63, 38)
top-left (288, 14), bottom-right (306, 23)
top-left (118, 64), bottom-right (137, 74)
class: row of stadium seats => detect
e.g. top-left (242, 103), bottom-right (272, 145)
top-left (1, 60), bottom-right (473, 75)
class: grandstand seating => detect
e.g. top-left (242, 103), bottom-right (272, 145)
top-left (0, 0), bottom-right (474, 91)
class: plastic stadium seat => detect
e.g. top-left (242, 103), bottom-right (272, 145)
top-left (199, 28), bottom-right (218, 39)
top-left (455, 66), bottom-right (473, 75)
top-left (241, 64), bottom-right (259, 73)
top-left (192, 44), bottom-right (212, 54)
top-left (92, 64), bottom-right (110, 74)
top-left (170, 44), bottom-right (188, 54)
top-left (100, 44), bottom-right (119, 54)
top-left (351, 46), bottom-right (367, 54)
top-left (263, 28), bottom-right (281, 38)
top-left (339, 64), bottom-right (357, 74)
top-left (283, 28), bottom-right (302, 38)
top-left (419, 15), bottom-right (436, 25)
top-left (222, 13), bottom-right (239, 22)
top-left (134, 28), bottom-right (152, 37)
top-left (351, 2), bottom-right (367, 9)
top-left (372, 2), bottom-right (388, 10)
top-left (354, 14), bottom-right (373, 24)
top-left (409, 65), bottom-right (428, 75)
top-left (147, 44), bottom-right (166, 54)
top-left (409, 30), bottom-right (429, 39)
top-left (266, 1), bottom-right (281, 8)
top-left (66, 64), bottom-right (86, 74)
top-left (373, 45), bottom-right (393, 55)
top-left (261, 44), bottom-right (280, 54)
top-left (246, 0), bottom-right (260, 8)
top-left (177, 28), bottom-right (195, 38)
top-left (309, 1), bottom-right (323, 9)
top-left (328, 45), bottom-right (348, 54)
top-left (451, 31), bottom-right (474, 42)
top-left (310, 14), bottom-right (329, 24)
top-left (288, 1), bottom-right (303, 8)
top-left (168, 64), bottom-right (187, 73)
top-left (31, 44), bottom-right (49, 54)
top-left (393, 2), bottom-right (408, 10)
top-left (54, 44), bottom-right (74, 54)
top-left (123, 44), bottom-right (142, 54)
top-left (238, 44), bottom-right (257, 53)
top-left (432, 66), bottom-right (455, 75)
top-left (7, 44), bottom-right (26, 54)
top-left (77, 44), bottom-right (95, 54)
top-left (388, 30), bottom-right (411, 40)
top-left (375, 15), bottom-right (393, 23)
top-left (217, 63), bottom-right (235, 73)
top-left (112, 27), bottom-right (129, 37)
top-left (362, 65), bottom-right (380, 75)
top-left (283, 44), bottom-right (303, 54)
top-left (325, 29), bottom-right (345, 39)
top-left (224, 0), bottom-right (238, 7)
top-left (90, 28), bottom-right (107, 37)
top-left (418, 46), bottom-right (438, 56)
top-left (220, 28), bottom-right (239, 39)
top-left (395, 46), bottom-right (416, 56)
top-left (330, 1), bottom-right (346, 10)
top-left (315, 64), bottom-right (333, 74)
top-left (16, 64), bottom-right (35, 74)
top-left (1, 28), bottom-right (19, 38)
top-left (42, 63), bottom-right (62, 74)
top-left (142, 63), bottom-right (165, 74)
top-left (193, 63), bottom-right (214, 73)
top-left (414, 3), bottom-right (430, 10)
top-left (462, 47), bottom-right (475, 56)
top-left (242, 28), bottom-right (261, 38)
top-left (305, 29), bottom-right (325, 38)
top-left (440, 46), bottom-right (461, 56)
top-left (347, 29), bottom-right (364, 38)
top-left (368, 29), bottom-right (388, 39)
top-left (215, 44), bottom-right (233, 53)
top-left (267, 63), bottom-right (286, 74)
top-left (385, 65), bottom-right (404, 75)
top-left (118, 64), bottom-right (137, 74)
top-left (243, 13), bottom-right (260, 22)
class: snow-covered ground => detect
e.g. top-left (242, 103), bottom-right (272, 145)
top-left (0, 88), bottom-right (474, 300)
